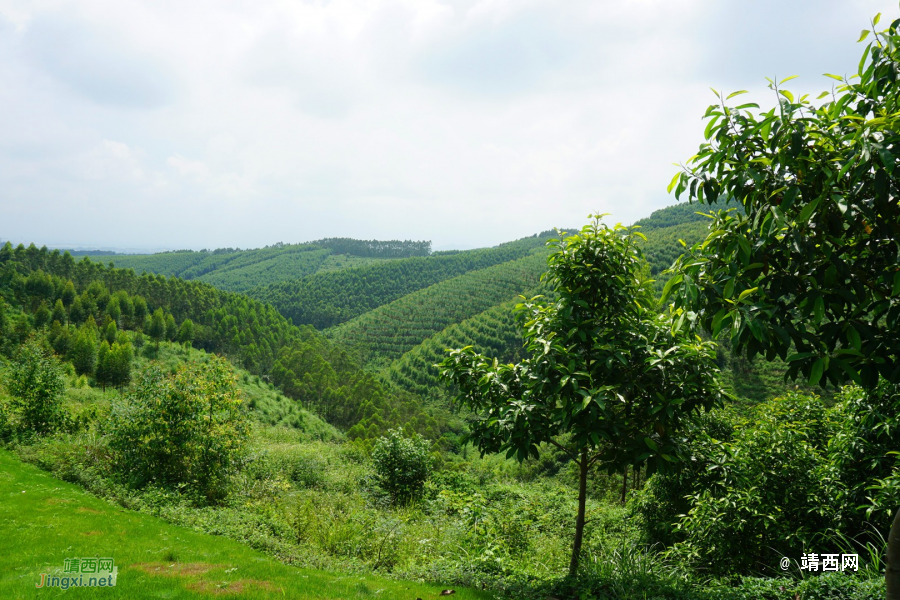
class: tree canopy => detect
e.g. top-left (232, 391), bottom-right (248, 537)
top-left (440, 217), bottom-right (725, 576)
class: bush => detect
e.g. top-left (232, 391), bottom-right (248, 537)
top-left (107, 356), bottom-right (249, 503)
top-left (372, 427), bottom-right (432, 505)
top-left (6, 339), bottom-right (66, 434)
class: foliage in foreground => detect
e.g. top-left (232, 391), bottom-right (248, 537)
top-left (441, 217), bottom-right (726, 576)
top-left (107, 356), bottom-right (250, 502)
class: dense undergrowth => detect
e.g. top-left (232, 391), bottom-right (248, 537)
top-left (0, 341), bottom-right (888, 599)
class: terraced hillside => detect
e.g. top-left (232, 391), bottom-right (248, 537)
top-left (85, 238), bottom-right (430, 294)
top-left (251, 233), bottom-right (558, 329)
top-left (327, 250), bottom-right (550, 369)
top-left (381, 300), bottom-right (525, 400)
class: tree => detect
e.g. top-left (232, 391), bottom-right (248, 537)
top-left (165, 313), bottom-right (177, 341)
top-left (7, 339), bottom-right (66, 434)
top-left (371, 427), bottom-right (432, 505)
top-left (33, 302), bottom-right (51, 328)
top-left (51, 299), bottom-right (67, 325)
top-left (132, 295), bottom-right (148, 326)
top-left (665, 12), bottom-right (900, 595)
top-left (61, 280), bottom-right (76, 308)
top-left (147, 308), bottom-right (166, 348)
top-left (176, 318), bottom-right (194, 345)
top-left (69, 319), bottom-right (98, 377)
top-left (96, 341), bottom-right (112, 390)
top-left (439, 218), bottom-right (725, 577)
top-left (108, 357), bottom-right (249, 502)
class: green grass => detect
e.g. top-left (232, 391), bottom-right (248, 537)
top-left (0, 449), bottom-right (495, 599)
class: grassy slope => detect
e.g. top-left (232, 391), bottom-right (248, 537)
top-left (129, 342), bottom-right (342, 438)
top-left (0, 450), bottom-right (493, 600)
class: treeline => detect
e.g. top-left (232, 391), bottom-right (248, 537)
top-left (311, 238), bottom-right (431, 258)
top-left (0, 242), bottom-right (445, 442)
top-left (251, 237), bottom-right (553, 330)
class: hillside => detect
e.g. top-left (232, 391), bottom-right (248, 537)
top-left (0, 244), bottom-right (448, 441)
top-left (0, 449), bottom-right (489, 599)
top-left (85, 238), bottom-right (431, 294)
top-left (250, 233), bottom-right (557, 329)
top-left (326, 250), bottom-right (550, 369)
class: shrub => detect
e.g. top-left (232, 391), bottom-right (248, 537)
top-left (372, 427), bottom-right (432, 505)
top-left (107, 356), bottom-right (249, 502)
top-left (6, 339), bottom-right (66, 434)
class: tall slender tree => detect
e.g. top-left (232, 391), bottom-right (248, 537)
top-left (440, 218), bottom-right (725, 577)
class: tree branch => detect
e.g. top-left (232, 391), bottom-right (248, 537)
top-left (548, 439), bottom-right (581, 464)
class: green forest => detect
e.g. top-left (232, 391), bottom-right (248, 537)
top-left (3, 12), bottom-right (900, 600)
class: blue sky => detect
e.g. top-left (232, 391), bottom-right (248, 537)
top-left (0, 0), bottom-right (895, 251)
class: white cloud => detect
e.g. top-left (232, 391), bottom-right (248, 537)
top-left (0, 0), bottom-right (897, 249)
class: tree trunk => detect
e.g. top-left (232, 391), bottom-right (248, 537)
top-left (621, 465), bottom-right (628, 504)
top-left (887, 506), bottom-right (900, 600)
top-left (568, 451), bottom-right (589, 578)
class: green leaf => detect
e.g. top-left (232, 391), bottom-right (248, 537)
top-left (726, 90), bottom-right (749, 99)
top-left (814, 296), bottom-right (825, 325)
top-left (779, 75), bottom-right (799, 85)
top-left (874, 13), bottom-right (881, 26)
top-left (644, 437), bottom-right (658, 451)
top-left (824, 73), bottom-right (844, 82)
top-left (704, 115), bottom-right (722, 140)
top-left (796, 196), bottom-right (823, 224)
top-left (667, 171), bottom-right (681, 194)
top-left (738, 287), bottom-right (758, 301)
top-left (858, 29), bottom-right (870, 42)
top-left (809, 358), bottom-right (825, 386)
top-left (779, 89), bottom-right (794, 103)
top-left (846, 325), bottom-right (862, 352)
top-left (893, 272), bottom-right (900, 296)
top-left (660, 273), bottom-right (683, 304)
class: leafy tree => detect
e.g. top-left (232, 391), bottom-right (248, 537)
top-left (176, 318), bottom-right (194, 345)
top-left (108, 357), bottom-right (249, 502)
top-left (33, 302), bottom-right (51, 328)
top-left (165, 313), bottom-right (177, 341)
top-left (51, 299), bottom-right (66, 325)
top-left (132, 295), bottom-right (148, 326)
top-left (6, 339), bottom-right (66, 434)
top-left (96, 341), bottom-right (112, 390)
top-left (371, 427), bottom-right (433, 505)
top-left (106, 296), bottom-right (121, 325)
top-left (439, 218), bottom-right (725, 576)
top-left (68, 320), bottom-right (98, 377)
top-left (61, 280), bottom-right (76, 307)
top-left (147, 308), bottom-right (166, 347)
top-left (68, 296), bottom-right (87, 324)
top-left (103, 319), bottom-right (117, 345)
top-left (665, 12), bottom-right (900, 595)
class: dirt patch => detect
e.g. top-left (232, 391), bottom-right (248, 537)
top-left (188, 579), bottom-right (280, 595)
top-left (131, 562), bottom-right (225, 577)
top-left (81, 530), bottom-right (103, 536)
top-left (76, 507), bottom-right (104, 514)
top-left (45, 498), bottom-right (73, 505)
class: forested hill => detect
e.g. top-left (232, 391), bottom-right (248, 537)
top-left (247, 233), bottom-right (557, 329)
top-left (83, 238), bottom-right (433, 295)
top-left (0, 243), bottom-right (452, 442)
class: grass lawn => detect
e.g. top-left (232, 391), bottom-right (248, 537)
top-left (0, 449), bottom-right (495, 599)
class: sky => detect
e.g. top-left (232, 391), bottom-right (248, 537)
top-left (0, 0), bottom-right (896, 252)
